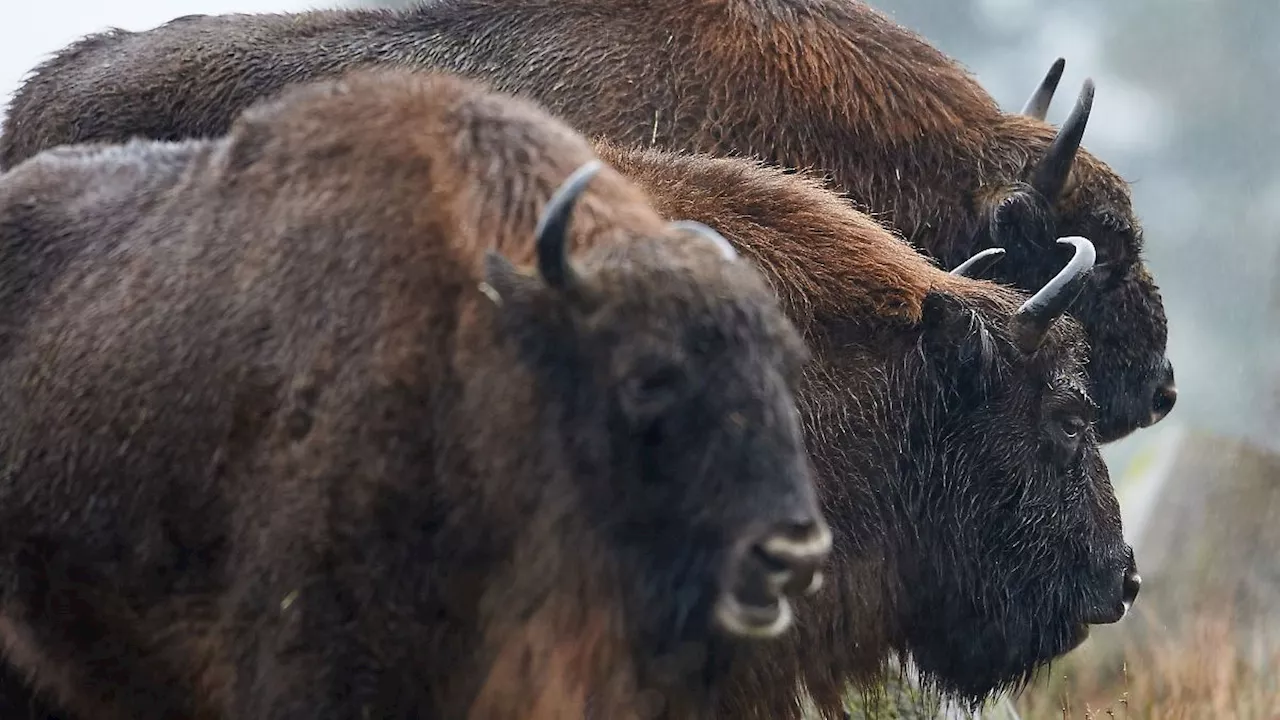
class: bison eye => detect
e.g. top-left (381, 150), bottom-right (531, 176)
top-left (635, 366), bottom-right (684, 395)
top-left (1058, 416), bottom-right (1087, 441)
top-left (620, 363), bottom-right (688, 425)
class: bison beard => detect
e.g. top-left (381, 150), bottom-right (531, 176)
top-left (0, 70), bottom-right (829, 719)
top-left (0, 0), bottom-right (1174, 445)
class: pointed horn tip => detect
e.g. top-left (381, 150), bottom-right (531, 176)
top-left (1009, 235), bottom-right (1097, 353)
top-left (1079, 78), bottom-right (1096, 104)
top-left (1056, 235), bottom-right (1097, 268)
top-left (669, 220), bottom-right (738, 260)
top-left (949, 247), bottom-right (1007, 277)
top-left (1046, 57), bottom-right (1066, 78)
top-left (1031, 77), bottom-right (1095, 200)
top-left (533, 159), bottom-right (605, 291)
top-left (534, 159), bottom-right (605, 236)
top-left (1022, 59), bottom-right (1067, 119)
top-left (1061, 80), bottom-right (1094, 128)
top-left (558, 158), bottom-right (606, 189)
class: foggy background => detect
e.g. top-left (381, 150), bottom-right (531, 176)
top-left (3, 0), bottom-right (1276, 716)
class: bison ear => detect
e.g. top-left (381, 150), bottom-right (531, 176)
top-left (920, 291), bottom-right (968, 344)
top-left (984, 185), bottom-right (1056, 256)
top-left (481, 250), bottom-right (540, 308)
top-left (920, 291), bottom-right (997, 373)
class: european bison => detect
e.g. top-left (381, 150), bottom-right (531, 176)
top-left (590, 145), bottom-right (1141, 717)
top-left (0, 125), bottom-right (1142, 720)
top-left (0, 0), bottom-right (1175, 443)
top-left (0, 70), bottom-right (830, 720)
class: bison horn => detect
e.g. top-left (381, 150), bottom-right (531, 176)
top-left (1030, 79), bottom-right (1094, 204)
top-left (1022, 57), bottom-right (1066, 120)
top-left (669, 220), bottom-right (739, 260)
top-left (535, 159), bottom-right (603, 292)
top-left (1010, 236), bottom-right (1096, 354)
top-left (950, 247), bottom-right (1007, 278)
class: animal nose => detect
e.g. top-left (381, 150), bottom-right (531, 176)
top-left (756, 517), bottom-right (833, 595)
top-left (1122, 566), bottom-right (1141, 611)
top-left (1150, 359), bottom-right (1177, 424)
top-left (712, 516), bottom-right (833, 639)
top-left (1115, 548), bottom-right (1141, 621)
top-left (1084, 549), bottom-right (1141, 626)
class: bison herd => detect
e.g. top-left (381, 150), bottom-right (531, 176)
top-left (0, 1), bottom-right (1173, 719)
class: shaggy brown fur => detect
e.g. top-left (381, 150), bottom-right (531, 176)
top-left (0, 70), bottom-right (826, 720)
top-left (0, 0), bottom-right (1173, 443)
top-left (593, 145), bottom-right (1139, 717)
top-left (0, 121), bottom-right (1139, 720)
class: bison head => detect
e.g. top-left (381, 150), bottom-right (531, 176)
top-left (961, 61), bottom-right (1175, 443)
top-left (480, 160), bottom-right (831, 651)
top-left (890, 237), bottom-right (1138, 701)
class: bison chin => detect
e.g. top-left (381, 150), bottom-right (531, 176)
top-left (1092, 353), bottom-right (1177, 443)
top-left (899, 591), bottom-right (1083, 704)
top-left (898, 546), bottom-right (1138, 706)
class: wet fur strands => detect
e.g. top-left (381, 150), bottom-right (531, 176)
top-left (0, 0), bottom-right (1173, 443)
top-left (0, 70), bottom-right (827, 720)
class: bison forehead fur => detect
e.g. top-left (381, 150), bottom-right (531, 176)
top-left (595, 144), bottom-right (1134, 717)
top-left (0, 69), bottom-right (820, 720)
top-left (0, 0), bottom-right (1171, 445)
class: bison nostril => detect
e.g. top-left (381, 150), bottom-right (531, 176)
top-left (1151, 382), bottom-right (1177, 420)
top-left (753, 519), bottom-right (831, 599)
top-left (1149, 360), bottom-right (1177, 423)
top-left (760, 517), bottom-right (833, 564)
top-left (1122, 569), bottom-right (1141, 608)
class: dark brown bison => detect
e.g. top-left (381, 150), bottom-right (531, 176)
top-left (0, 128), bottom-right (1141, 720)
top-left (0, 0), bottom-right (1175, 444)
top-left (589, 145), bottom-right (1140, 717)
top-left (0, 69), bottom-right (830, 720)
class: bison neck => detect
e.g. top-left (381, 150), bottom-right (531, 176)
top-left (703, 339), bottom-right (920, 720)
top-left (450, 316), bottom-right (727, 718)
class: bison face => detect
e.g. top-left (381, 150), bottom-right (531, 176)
top-left (575, 227), bottom-right (830, 646)
top-left (898, 240), bottom-right (1138, 702)
top-left (973, 182), bottom-right (1174, 445)
top-left (1052, 209), bottom-right (1173, 443)
top-left (482, 162), bottom-right (830, 653)
top-left (966, 77), bottom-right (1175, 443)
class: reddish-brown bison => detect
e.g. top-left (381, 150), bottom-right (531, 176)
top-left (0, 70), bottom-right (831, 720)
top-left (593, 145), bottom-right (1139, 717)
top-left (0, 126), bottom-right (1140, 720)
top-left (0, 0), bottom-right (1176, 444)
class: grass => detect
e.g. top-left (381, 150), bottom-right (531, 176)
top-left (835, 590), bottom-right (1280, 720)
top-left (1014, 601), bottom-right (1280, 720)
